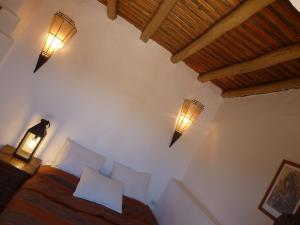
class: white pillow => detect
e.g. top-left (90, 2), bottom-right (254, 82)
top-left (53, 138), bottom-right (106, 177)
top-left (74, 167), bottom-right (123, 213)
top-left (111, 162), bottom-right (151, 204)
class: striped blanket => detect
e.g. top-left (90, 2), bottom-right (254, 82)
top-left (0, 166), bottom-right (157, 225)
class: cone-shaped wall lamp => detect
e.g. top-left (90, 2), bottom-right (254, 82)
top-left (34, 12), bottom-right (77, 73)
top-left (169, 99), bottom-right (204, 147)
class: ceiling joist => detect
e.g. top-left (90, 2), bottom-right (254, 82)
top-left (140, 0), bottom-right (178, 42)
top-left (107, 0), bottom-right (117, 20)
top-left (222, 77), bottom-right (300, 98)
top-left (198, 44), bottom-right (300, 82)
top-left (170, 0), bottom-right (276, 63)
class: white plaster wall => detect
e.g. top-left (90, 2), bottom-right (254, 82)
top-left (0, 0), bottom-right (222, 204)
top-left (183, 90), bottom-right (300, 225)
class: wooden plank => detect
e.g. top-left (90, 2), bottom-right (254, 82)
top-left (107, 0), bottom-right (117, 20)
top-left (222, 77), bottom-right (300, 97)
top-left (0, 145), bottom-right (41, 176)
top-left (171, 0), bottom-right (276, 63)
top-left (140, 0), bottom-right (178, 42)
top-left (198, 44), bottom-right (300, 82)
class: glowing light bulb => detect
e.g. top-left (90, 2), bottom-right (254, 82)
top-left (176, 114), bottom-right (192, 133)
top-left (26, 137), bottom-right (41, 151)
top-left (181, 115), bottom-right (191, 126)
top-left (44, 33), bottom-right (64, 54)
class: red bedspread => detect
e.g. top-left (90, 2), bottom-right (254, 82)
top-left (0, 166), bottom-right (158, 225)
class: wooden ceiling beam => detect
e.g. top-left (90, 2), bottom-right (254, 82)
top-left (140, 0), bottom-right (178, 42)
top-left (222, 77), bottom-right (300, 98)
top-left (170, 0), bottom-right (276, 63)
top-left (107, 0), bottom-right (117, 20)
top-left (198, 44), bottom-right (300, 82)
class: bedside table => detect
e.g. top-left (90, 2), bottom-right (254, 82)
top-left (0, 145), bottom-right (41, 211)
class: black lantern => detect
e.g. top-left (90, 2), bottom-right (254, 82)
top-left (14, 119), bottom-right (50, 162)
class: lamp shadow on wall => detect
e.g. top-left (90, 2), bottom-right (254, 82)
top-left (11, 110), bottom-right (35, 149)
top-left (34, 117), bottom-right (65, 163)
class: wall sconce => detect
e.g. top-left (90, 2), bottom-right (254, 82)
top-left (169, 99), bottom-right (204, 147)
top-left (14, 119), bottom-right (50, 162)
top-left (34, 12), bottom-right (77, 73)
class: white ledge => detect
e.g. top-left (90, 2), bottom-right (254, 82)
top-left (0, 6), bottom-right (20, 36)
top-left (0, 0), bottom-right (23, 12)
top-left (0, 31), bottom-right (13, 61)
top-left (154, 179), bottom-right (220, 225)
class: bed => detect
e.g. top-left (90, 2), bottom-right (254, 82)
top-left (0, 166), bottom-right (158, 225)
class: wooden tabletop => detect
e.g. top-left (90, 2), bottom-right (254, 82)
top-left (0, 145), bottom-right (41, 176)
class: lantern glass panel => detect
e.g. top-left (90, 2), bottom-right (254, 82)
top-left (15, 132), bottom-right (41, 160)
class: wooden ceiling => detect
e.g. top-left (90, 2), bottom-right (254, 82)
top-left (98, 0), bottom-right (300, 97)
